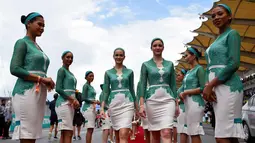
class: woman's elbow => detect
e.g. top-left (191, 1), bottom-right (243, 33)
top-left (232, 62), bottom-right (239, 72)
top-left (10, 67), bottom-right (19, 77)
top-left (10, 66), bottom-right (28, 78)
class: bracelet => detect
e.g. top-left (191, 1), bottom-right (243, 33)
top-left (35, 76), bottom-right (41, 93)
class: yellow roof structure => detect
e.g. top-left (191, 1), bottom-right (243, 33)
top-left (175, 0), bottom-right (255, 87)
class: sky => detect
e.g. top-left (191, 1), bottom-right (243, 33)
top-left (0, 0), bottom-right (217, 100)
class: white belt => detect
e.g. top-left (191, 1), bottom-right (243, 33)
top-left (208, 65), bottom-right (226, 70)
top-left (111, 89), bottom-right (129, 93)
top-left (63, 89), bottom-right (76, 92)
top-left (28, 70), bottom-right (46, 75)
top-left (149, 84), bottom-right (169, 88)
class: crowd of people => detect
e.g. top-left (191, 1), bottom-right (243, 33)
top-left (8, 3), bottom-right (247, 143)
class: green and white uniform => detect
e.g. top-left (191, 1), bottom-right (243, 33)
top-left (82, 82), bottom-right (96, 128)
top-left (103, 67), bottom-right (136, 130)
top-left (140, 59), bottom-right (177, 131)
top-left (182, 64), bottom-right (205, 135)
top-left (205, 27), bottom-right (245, 138)
top-left (55, 66), bottom-right (77, 131)
top-left (10, 36), bottom-right (50, 139)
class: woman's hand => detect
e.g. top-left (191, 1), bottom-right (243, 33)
top-left (203, 84), bottom-right (217, 102)
top-left (70, 99), bottom-right (80, 109)
top-left (205, 92), bottom-right (217, 102)
top-left (73, 100), bottom-right (80, 109)
top-left (179, 92), bottom-right (187, 101)
top-left (203, 84), bottom-right (213, 99)
top-left (68, 97), bottom-right (80, 109)
top-left (41, 77), bottom-right (55, 91)
top-left (139, 105), bottom-right (146, 118)
top-left (175, 106), bottom-right (180, 117)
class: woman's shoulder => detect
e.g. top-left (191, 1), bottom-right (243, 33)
top-left (13, 38), bottom-right (28, 50)
top-left (124, 67), bottom-right (133, 73)
top-left (57, 67), bottom-right (66, 73)
top-left (106, 68), bottom-right (115, 73)
top-left (142, 59), bottom-right (153, 67)
top-left (228, 29), bottom-right (240, 36)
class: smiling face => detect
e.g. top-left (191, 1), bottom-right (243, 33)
top-left (86, 72), bottom-right (94, 83)
top-left (27, 16), bottom-right (45, 37)
top-left (183, 51), bottom-right (196, 64)
top-left (113, 49), bottom-right (125, 64)
top-left (151, 40), bottom-right (164, 56)
top-left (62, 52), bottom-right (73, 66)
top-left (212, 6), bottom-right (232, 29)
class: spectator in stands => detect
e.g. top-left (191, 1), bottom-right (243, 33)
top-left (48, 93), bottom-right (59, 140)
